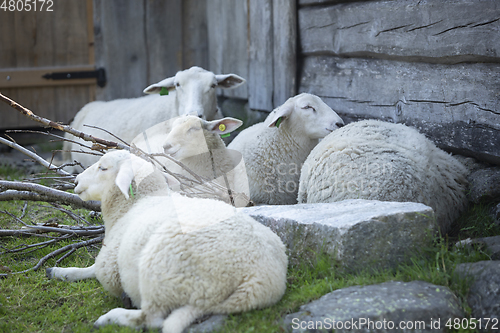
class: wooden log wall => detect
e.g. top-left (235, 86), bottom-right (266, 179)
top-left (297, 0), bottom-right (500, 164)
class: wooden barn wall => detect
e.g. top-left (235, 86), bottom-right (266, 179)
top-left (0, 1), bottom-right (95, 129)
top-left (297, 0), bottom-right (500, 164)
top-left (207, 0), bottom-right (296, 111)
top-left (97, 0), bottom-right (297, 111)
top-left (94, 0), bottom-right (209, 101)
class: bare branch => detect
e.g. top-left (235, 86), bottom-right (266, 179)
top-left (0, 136), bottom-right (72, 177)
top-left (83, 124), bottom-right (130, 146)
top-left (0, 92), bottom-right (129, 151)
top-left (2, 235), bottom-right (104, 277)
top-left (0, 184), bottom-right (101, 211)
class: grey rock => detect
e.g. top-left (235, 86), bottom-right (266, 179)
top-left (492, 203), bottom-right (500, 227)
top-left (241, 199), bottom-right (436, 272)
top-left (186, 315), bottom-right (228, 333)
top-left (454, 261), bottom-right (500, 332)
top-left (467, 167), bottom-right (500, 204)
top-left (453, 155), bottom-right (491, 175)
top-left (282, 281), bottom-right (464, 333)
top-left (456, 236), bottom-right (500, 260)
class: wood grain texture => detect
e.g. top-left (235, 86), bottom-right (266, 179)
top-left (299, 0), bottom-right (500, 63)
top-left (182, 0), bottom-right (209, 70)
top-left (248, 0), bottom-right (274, 111)
top-left (145, 0), bottom-right (183, 84)
top-left (299, 56), bottom-right (500, 163)
top-left (207, 0), bottom-right (249, 99)
top-left (94, 0), bottom-right (148, 101)
top-left (0, 2), bottom-right (94, 129)
top-left (273, 0), bottom-right (297, 108)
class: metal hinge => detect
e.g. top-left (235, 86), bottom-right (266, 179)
top-left (42, 68), bottom-right (106, 87)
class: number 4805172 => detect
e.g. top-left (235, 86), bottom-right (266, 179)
top-left (1, 0), bottom-right (54, 11)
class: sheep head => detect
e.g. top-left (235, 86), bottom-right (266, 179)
top-left (163, 116), bottom-right (242, 160)
top-left (74, 151), bottom-right (156, 201)
top-left (267, 93), bottom-right (345, 140)
top-left (142, 66), bottom-right (246, 120)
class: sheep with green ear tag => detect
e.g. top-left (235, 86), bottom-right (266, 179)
top-left (228, 93), bottom-right (344, 205)
top-left (132, 116), bottom-right (251, 207)
top-left (60, 66), bottom-right (245, 173)
top-left (48, 150), bottom-right (287, 333)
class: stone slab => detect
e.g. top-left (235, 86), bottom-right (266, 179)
top-left (242, 199), bottom-right (436, 272)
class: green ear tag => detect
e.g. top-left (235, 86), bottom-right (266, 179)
top-left (276, 117), bottom-right (282, 128)
top-left (129, 184), bottom-right (135, 199)
top-left (160, 87), bottom-right (169, 96)
top-left (220, 133), bottom-right (231, 138)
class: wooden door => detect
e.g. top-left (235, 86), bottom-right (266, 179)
top-left (0, 0), bottom-right (99, 129)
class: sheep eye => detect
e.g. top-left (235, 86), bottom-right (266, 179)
top-left (175, 82), bottom-right (181, 88)
top-left (302, 105), bottom-right (316, 112)
top-left (211, 83), bottom-right (217, 89)
top-left (99, 166), bottom-right (108, 171)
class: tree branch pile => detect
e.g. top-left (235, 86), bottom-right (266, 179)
top-left (0, 92), bottom-right (248, 277)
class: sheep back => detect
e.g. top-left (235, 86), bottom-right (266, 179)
top-left (298, 120), bottom-right (468, 233)
top-left (113, 193), bottom-right (287, 314)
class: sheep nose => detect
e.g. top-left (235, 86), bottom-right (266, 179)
top-left (163, 143), bottom-right (173, 152)
top-left (336, 121), bottom-right (345, 128)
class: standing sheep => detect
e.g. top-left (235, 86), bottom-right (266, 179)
top-left (62, 66), bottom-right (245, 171)
top-left (298, 119), bottom-right (469, 233)
top-left (228, 93), bottom-right (344, 205)
top-left (48, 150), bottom-right (287, 333)
top-left (132, 115), bottom-right (251, 207)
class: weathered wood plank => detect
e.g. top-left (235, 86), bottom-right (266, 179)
top-left (273, 0), bottom-right (297, 108)
top-left (299, 0), bottom-right (500, 63)
top-left (0, 3), bottom-right (93, 129)
top-left (182, 0), bottom-right (209, 70)
top-left (145, 0), bottom-right (183, 84)
top-left (94, 0), bottom-right (148, 101)
top-left (207, 0), bottom-right (248, 100)
top-left (299, 56), bottom-right (500, 164)
top-left (248, 0), bottom-right (274, 111)
top-left (299, 0), bottom-right (376, 6)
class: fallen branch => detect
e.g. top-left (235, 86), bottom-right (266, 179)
top-left (0, 136), bottom-right (72, 177)
top-left (0, 235), bottom-right (104, 278)
top-left (0, 92), bottom-right (129, 151)
top-left (0, 180), bottom-right (101, 211)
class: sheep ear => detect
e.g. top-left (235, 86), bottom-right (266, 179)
top-left (215, 74), bottom-right (246, 89)
top-left (268, 103), bottom-right (293, 128)
top-left (115, 159), bottom-right (135, 199)
top-left (143, 77), bottom-right (176, 94)
top-left (205, 117), bottom-right (243, 134)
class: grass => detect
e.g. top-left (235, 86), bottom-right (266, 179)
top-left (0, 166), bottom-right (498, 333)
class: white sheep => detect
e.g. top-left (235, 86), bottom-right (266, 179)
top-left (298, 119), bottom-right (469, 233)
top-left (61, 66), bottom-right (245, 172)
top-left (228, 93), bottom-right (345, 205)
top-left (132, 115), bottom-right (251, 207)
top-left (47, 150), bottom-right (287, 333)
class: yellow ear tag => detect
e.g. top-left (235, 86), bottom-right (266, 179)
top-left (219, 124), bottom-right (226, 132)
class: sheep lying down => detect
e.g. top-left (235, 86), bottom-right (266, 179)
top-left (298, 119), bottom-right (469, 233)
top-left (228, 93), bottom-right (345, 205)
top-left (47, 151), bottom-right (287, 333)
top-left (131, 115), bottom-right (251, 207)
